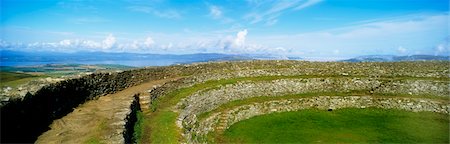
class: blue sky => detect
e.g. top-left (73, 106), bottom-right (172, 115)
top-left (0, 0), bottom-right (448, 59)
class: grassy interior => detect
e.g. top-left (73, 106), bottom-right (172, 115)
top-left (220, 108), bottom-right (449, 143)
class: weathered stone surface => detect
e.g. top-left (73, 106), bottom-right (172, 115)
top-left (177, 78), bottom-right (449, 134)
top-left (190, 61), bottom-right (450, 82)
top-left (186, 96), bottom-right (449, 143)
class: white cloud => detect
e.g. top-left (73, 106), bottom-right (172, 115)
top-left (101, 34), bottom-right (116, 49)
top-left (397, 46), bottom-right (407, 54)
top-left (0, 39), bottom-right (10, 48)
top-left (266, 18), bottom-right (278, 26)
top-left (209, 5), bottom-right (222, 19)
top-left (81, 40), bottom-right (101, 49)
top-left (5, 34), bottom-right (118, 52)
top-left (127, 6), bottom-right (181, 19)
top-left (333, 49), bottom-right (340, 55)
top-left (245, 0), bottom-right (323, 25)
top-left (294, 0), bottom-right (323, 10)
top-left (144, 37), bottom-right (155, 47)
top-left (207, 5), bottom-right (234, 23)
top-left (434, 38), bottom-right (450, 56)
top-left (206, 29), bottom-right (288, 55)
top-left (68, 17), bottom-right (109, 24)
top-left (234, 29), bottom-right (248, 47)
top-left (59, 39), bottom-right (72, 47)
top-left (153, 10), bottom-right (181, 19)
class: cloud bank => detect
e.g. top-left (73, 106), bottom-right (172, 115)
top-left (0, 29), bottom-right (287, 55)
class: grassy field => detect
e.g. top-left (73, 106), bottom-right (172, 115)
top-left (0, 72), bottom-right (37, 82)
top-left (1, 64), bottom-right (135, 89)
top-left (0, 72), bottom-right (45, 88)
top-left (221, 108), bottom-right (449, 143)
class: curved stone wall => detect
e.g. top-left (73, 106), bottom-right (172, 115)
top-left (177, 78), bottom-right (449, 133)
top-left (189, 96), bottom-right (449, 143)
top-left (177, 77), bottom-right (450, 142)
top-left (190, 61), bottom-right (450, 82)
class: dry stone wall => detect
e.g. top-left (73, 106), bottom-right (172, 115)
top-left (177, 78), bottom-right (449, 132)
top-left (189, 96), bottom-right (450, 143)
top-left (190, 61), bottom-right (450, 82)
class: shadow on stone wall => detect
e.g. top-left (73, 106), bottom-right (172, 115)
top-left (125, 94), bottom-right (141, 143)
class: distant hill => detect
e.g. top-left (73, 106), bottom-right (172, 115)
top-left (342, 55), bottom-right (450, 62)
top-left (0, 50), bottom-right (254, 67)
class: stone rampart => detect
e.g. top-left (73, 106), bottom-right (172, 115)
top-left (178, 78), bottom-right (449, 130)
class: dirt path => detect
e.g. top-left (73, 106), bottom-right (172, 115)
top-left (36, 77), bottom-right (180, 144)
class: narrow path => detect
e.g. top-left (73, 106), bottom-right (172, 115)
top-left (36, 77), bottom-right (180, 144)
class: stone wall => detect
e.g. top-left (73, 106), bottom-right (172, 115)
top-left (189, 96), bottom-right (450, 143)
top-left (123, 94), bottom-right (141, 144)
top-left (0, 66), bottom-right (181, 143)
top-left (148, 78), bottom-right (196, 111)
top-left (177, 78), bottom-right (449, 131)
top-left (190, 61), bottom-right (450, 82)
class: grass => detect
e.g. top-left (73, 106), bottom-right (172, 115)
top-left (147, 111), bottom-right (180, 144)
top-left (133, 111), bottom-right (144, 143)
top-left (0, 64), bottom-right (135, 88)
top-left (85, 137), bottom-right (103, 144)
top-left (140, 75), bottom-right (449, 143)
top-left (84, 119), bottom-right (108, 144)
top-left (0, 72), bottom-right (44, 88)
top-left (220, 108), bottom-right (450, 143)
top-left (0, 72), bottom-right (36, 82)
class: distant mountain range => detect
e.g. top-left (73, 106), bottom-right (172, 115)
top-left (0, 50), bottom-right (257, 67)
top-left (341, 55), bottom-right (450, 62)
top-left (1, 50), bottom-right (448, 67)
top-left (1, 50), bottom-right (249, 62)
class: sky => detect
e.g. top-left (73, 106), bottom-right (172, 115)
top-left (0, 0), bottom-right (449, 59)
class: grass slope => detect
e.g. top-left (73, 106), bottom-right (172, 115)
top-left (0, 72), bottom-right (36, 82)
top-left (221, 108), bottom-right (449, 143)
top-left (0, 72), bottom-right (45, 88)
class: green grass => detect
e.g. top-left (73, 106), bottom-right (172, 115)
top-left (147, 111), bottom-right (180, 144)
top-left (0, 72), bottom-right (45, 88)
top-left (220, 108), bottom-right (449, 143)
top-left (133, 111), bottom-right (144, 143)
top-left (0, 72), bottom-right (36, 82)
top-left (84, 119), bottom-right (108, 144)
top-left (141, 75), bottom-right (449, 143)
top-left (84, 137), bottom-right (103, 144)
